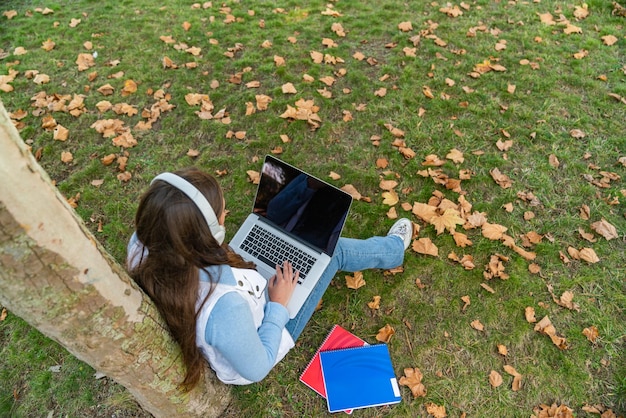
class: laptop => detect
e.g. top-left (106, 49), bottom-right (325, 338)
top-left (230, 155), bottom-right (353, 318)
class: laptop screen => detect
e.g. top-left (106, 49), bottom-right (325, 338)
top-left (252, 155), bottom-right (353, 255)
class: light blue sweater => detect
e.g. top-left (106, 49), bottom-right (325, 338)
top-left (199, 267), bottom-right (290, 382)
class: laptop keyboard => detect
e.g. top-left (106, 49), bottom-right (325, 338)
top-left (241, 224), bottom-right (316, 284)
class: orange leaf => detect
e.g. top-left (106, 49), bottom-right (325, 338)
top-left (412, 238), bottom-right (439, 257)
top-left (376, 324), bottom-right (395, 343)
top-left (399, 368), bottom-right (426, 398)
top-left (345, 271), bottom-right (366, 289)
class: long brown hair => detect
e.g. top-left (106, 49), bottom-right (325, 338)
top-left (128, 167), bottom-right (254, 390)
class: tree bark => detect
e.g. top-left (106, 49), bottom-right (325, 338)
top-left (0, 101), bottom-right (231, 417)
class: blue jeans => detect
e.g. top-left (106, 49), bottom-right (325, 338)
top-left (285, 235), bottom-right (405, 340)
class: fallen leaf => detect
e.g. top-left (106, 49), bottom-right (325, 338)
top-left (533, 403), bottom-right (574, 418)
top-left (426, 403), bottom-right (447, 418)
top-left (482, 223), bottom-right (508, 240)
top-left (53, 125), bottom-right (69, 141)
top-left (471, 319), bottom-right (485, 331)
top-left (382, 190), bottom-right (399, 206)
top-left (489, 370), bottom-right (503, 388)
top-left (399, 368), bottom-right (427, 398)
top-left (579, 247), bottom-right (600, 263)
top-left (590, 219), bottom-right (618, 240)
top-left (582, 326), bottom-right (599, 343)
top-left (346, 271), bottom-right (366, 289)
top-left (367, 295), bottom-right (381, 310)
top-left (525, 307), bottom-right (537, 323)
top-left (341, 184), bottom-right (362, 200)
top-left (490, 167), bottom-right (513, 188)
top-left (461, 295), bottom-right (470, 311)
top-left (431, 209), bottom-right (465, 235)
top-left (534, 316), bottom-right (568, 349)
top-left (602, 35), bottom-right (618, 46)
top-left (376, 324), bottom-right (395, 343)
top-left (61, 151), bottom-right (73, 163)
top-left (247, 170), bottom-right (260, 184)
top-left (412, 238), bottom-right (439, 257)
top-left (497, 344), bottom-right (508, 356)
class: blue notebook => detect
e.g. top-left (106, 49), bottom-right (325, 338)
top-left (319, 344), bottom-right (402, 413)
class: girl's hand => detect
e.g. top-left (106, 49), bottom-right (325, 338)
top-left (267, 261), bottom-right (299, 307)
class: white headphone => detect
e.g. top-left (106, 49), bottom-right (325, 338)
top-left (151, 172), bottom-right (226, 245)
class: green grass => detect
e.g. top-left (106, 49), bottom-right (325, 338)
top-left (1, 0), bottom-right (625, 416)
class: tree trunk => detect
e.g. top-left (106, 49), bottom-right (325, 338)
top-left (0, 101), bottom-right (231, 417)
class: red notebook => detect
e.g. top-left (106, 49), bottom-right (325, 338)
top-left (299, 325), bottom-right (366, 413)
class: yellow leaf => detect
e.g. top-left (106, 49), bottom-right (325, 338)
top-left (430, 209), bottom-right (465, 235)
top-left (382, 191), bottom-right (399, 206)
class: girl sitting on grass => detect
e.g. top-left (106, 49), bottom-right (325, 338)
top-left (127, 167), bottom-right (412, 388)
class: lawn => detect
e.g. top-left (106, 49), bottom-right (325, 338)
top-left (1, 0), bottom-right (625, 417)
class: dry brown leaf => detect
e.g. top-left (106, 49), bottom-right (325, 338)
top-left (471, 319), bottom-right (485, 331)
top-left (412, 202), bottom-right (438, 223)
top-left (53, 125), bottom-right (69, 141)
top-left (482, 222), bottom-right (508, 240)
top-left (446, 148), bottom-right (464, 164)
top-left (534, 316), bottom-right (568, 349)
top-left (480, 283), bottom-right (495, 293)
top-left (532, 403), bottom-right (574, 418)
top-left (490, 167), bottom-right (513, 188)
top-left (582, 325), bottom-right (599, 343)
top-left (412, 238), bottom-right (439, 257)
top-left (399, 368), bottom-right (426, 398)
top-left (590, 219), bottom-right (618, 240)
top-left (461, 295), bottom-right (471, 311)
top-left (341, 184), bottom-right (362, 201)
top-left (426, 403), bottom-right (447, 418)
top-left (431, 209), bottom-right (465, 235)
top-left (247, 170), bottom-right (260, 184)
top-left (525, 306), bottom-right (537, 323)
top-left (497, 344), bottom-right (508, 356)
top-left (346, 271), bottom-right (366, 289)
top-left (61, 151), bottom-right (73, 164)
top-left (579, 247), bottom-right (600, 263)
top-left (376, 324), bottom-right (395, 343)
top-left (367, 295), bottom-right (381, 310)
top-left (489, 370), bottom-right (503, 388)
top-left (398, 21), bottom-right (413, 32)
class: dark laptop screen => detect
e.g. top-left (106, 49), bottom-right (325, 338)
top-left (252, 155), bottom-right (352, 255)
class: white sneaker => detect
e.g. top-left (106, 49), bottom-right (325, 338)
top-left (387, 218), bottom-right (412, 250)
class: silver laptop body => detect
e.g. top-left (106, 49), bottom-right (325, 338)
top-left (230, 155), bottom-right (352, 318)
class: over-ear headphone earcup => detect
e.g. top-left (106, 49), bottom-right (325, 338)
top-left (151, 172), bottom-right (225, 245)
